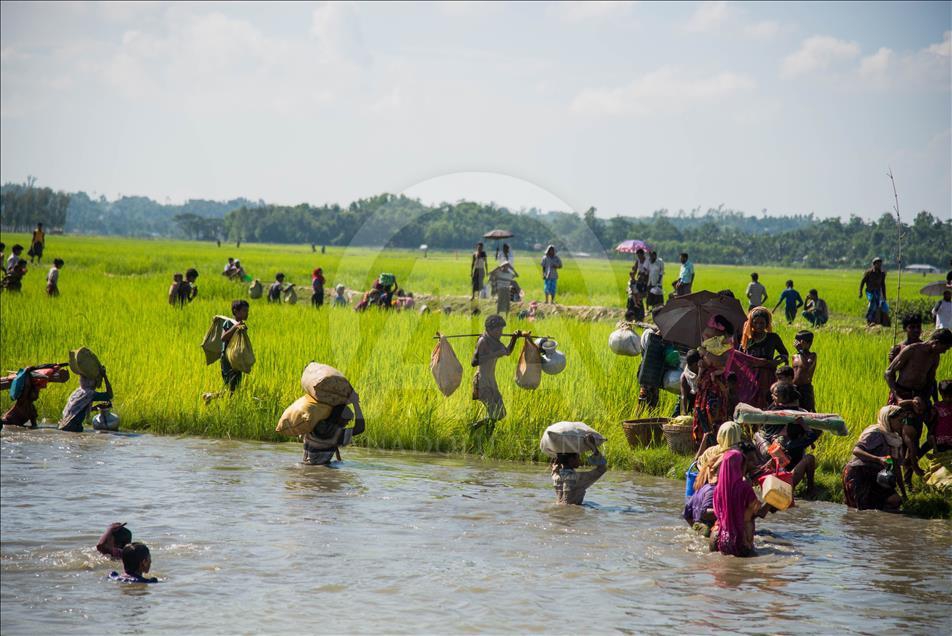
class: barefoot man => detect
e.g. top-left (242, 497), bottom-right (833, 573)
top-left (885, 328), bottom-right (952, 486)
top-left (471, 315), bottom-right (523, 432)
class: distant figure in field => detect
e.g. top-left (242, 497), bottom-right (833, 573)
top-left (6, 244), bottom-right (24, 273)
top-left (268, 273), bottom-right (285, 303)
top-left (540, 245), bottom-right (562, 304)
top-left (802, 289), bottom-right (828, 327)
top-left (773, 279), bottom-right (803, 325)
top-left (630, 248), bottom-right (649, 318)
top-left (168, 273), bottom-right (189, 307)
top-left (859, 257), bottom-right (890, 326)
top-left (46, 258), bottom-right (64, 297)
top-left (2, 259), bottom-right (27, 292)
top-left (672, 252), bottom-right (694, 297)
top-left (889, 314), bottom-right (922, 363)
top-left (185, 268), bottom-right (199, 302)
top-left (29, 223), bottom-right (45, 265)
top-left (496, 242), bottom-right (514, 263)
top-left (646, 250), bottom-right (665, 308)
top-left (311, 268), bottom-right (325, 307)
top-left (471, 242), bottom-right (488, 301)
top-left (745, 272), bottom-right (767, 309)
top-left (933, 289), bottom-right (952, 330)
top-left (333, 283), bottom-right (348, 307)
top-left (220, 300), bottom-right (250, 392)
top-left (223, 257), bottom-right (236, 277)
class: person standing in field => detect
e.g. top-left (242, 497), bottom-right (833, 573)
top-left (6, 244), bottom-right (24, 272)
top-left (471, 242), bottom-right (487, 301)
top-left (29, 223), bottom-right (45, 265)
top-left (220, 300), bottom-right (250, 392)
top-left (268, 273), bottom-right (285, 303)
top-left (311, 268), bottom-right (325, 307)
top-left (168, 273), bottom-right (189, 306)
top-left (889, 314), bottom-right (922, 363)
top-left (185, 268), bottom-right (199, 302)
top-left (496, 243), bottom-right (514, 263)
top-left (672, 252), bottom-right (694, 297)
top-left (792, 330), bottom-right (817, 412)
top-left (802, 289), bottom-right (828, 327)
top-left (540, 245), bottom-right (562, 304)
top-left (490, 261), bottom-right (518, 316)
top-left (745, 273), bottom-right (767, 309)
top-left (932, 289), bottom-right (952, 330)
top-left (471, 315), bottom-right (522, 431)
top-left (773, 280), bottom-right (803, 325)
top-left (2, 259), bottom-right (27, 292)
top-left (46, 258), bottom-right (63, 297)
top-left (859, 257), bottom-right (889, 326)
top-left (647, 250), bottom-right (665, 309)
top-left (631, 249), bottom-right (649, 318)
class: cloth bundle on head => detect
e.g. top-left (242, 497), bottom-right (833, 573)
top-left (741, 307), bottom-right (773, 349)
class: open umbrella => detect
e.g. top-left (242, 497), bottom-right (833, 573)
top-left (615, 240), bottom-right (651, 254)
top-left (651, 290), bottom-right (747, 348)
top-left (483, 229), bottom-right (513, 240)
top-left (920, 280), bottom-right (952, 297)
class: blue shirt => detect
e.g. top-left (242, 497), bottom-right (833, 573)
top-left (678, 261), bottom-right (694, 284)
top-left (779, 288), bottom-right (803, 309)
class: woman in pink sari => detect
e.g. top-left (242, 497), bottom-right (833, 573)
top-left (711, 449), bottom-right (762, 557)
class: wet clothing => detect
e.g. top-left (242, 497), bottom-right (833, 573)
top-left (742, 332), bottom-right (788, 363)
top-left (683, 483), bottom-right (715, 526)
top-left (2, 379), bottom-right (39, 428)
top-left (712, 450), bottom-right (756, 557)
top-left (59, 380), bottom-right (112, 432)
top-left (551, 463), bottom-right (606, 505)
top-left (109, 571), bottom-right (158, 584)
top-left (843, 428), bottom-right (900, 510)
top-left (303, 427), bottom-right (355, 465)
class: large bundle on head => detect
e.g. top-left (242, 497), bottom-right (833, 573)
top-left (515, 338), bottom-right (543, 390)
top-left (430, 336), bottom-right (463, 397)
top-left (301, 362), bottom-right (353, 405)
top-left (608, 322), bottom-right (642, 356)
top-left (275, 395), bottom-right (334, 436)
top-left (539, 421), bottom-right (606, 458)
top-left (68, 347), bottom-right (103, 387)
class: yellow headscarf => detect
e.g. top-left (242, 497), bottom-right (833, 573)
top-left (717, 420), bottom-right (742, 451)
top-left (741, 306), bottom-right (773, 350)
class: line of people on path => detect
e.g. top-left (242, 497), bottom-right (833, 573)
top-left (1, 240), bottom-right (65, 296)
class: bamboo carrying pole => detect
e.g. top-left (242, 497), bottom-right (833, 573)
top-left (888, 168), bottom-right (903, 347)
top-left (432, 333), bottom-right (549, 339)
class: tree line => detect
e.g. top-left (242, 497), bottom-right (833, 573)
top-left (2, 180), bottom-right (949, 268)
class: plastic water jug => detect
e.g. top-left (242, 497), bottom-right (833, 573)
top-left (761, 474), bottom-right (793, 510)
top-left (685, 462), bottom-right (699, 498)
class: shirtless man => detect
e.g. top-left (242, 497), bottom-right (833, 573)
top-left (859, 258), bottom-right (888, 326)
top-left (792, 330), bottom-right (818, 412)
top-left (471, 315), bottom-right (523, 432)
top-left (885, 328), bottom-right (952, 484)
top-left (888, 314), bottom-right (922, 363)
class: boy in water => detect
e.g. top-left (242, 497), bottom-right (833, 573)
top-left (471, 315), bottom-right (522, 431)
top-left (110, 543), bottom-right (158, 584)
top-left (46, 258), bottom-right (63, 297)
top-left (773, 280), bottom-right (804, 325)
top-left (792, 330), bottom-right (818, 412)
top-left (96, 522), bottom-right (132, 560)
top-left (551, 446), bottom-right (607, 505)
top-left (221, 300), bottom-right (250, 392)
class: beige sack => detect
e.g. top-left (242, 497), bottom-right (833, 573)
top-left (301, 362), bottom-right (353, 405)
top-left (430, 336), bottom-right (463, 397)
top-left (515, 338), bottom-right (543, 390)
top-left (69, 348), bottom-right (103, 386)
top-left (248, 279), bottom-right (263, 299)
top-left (201, 315), bottom-right (230, 365)
top-left (283, 285), bottom-right (298, 305)
top-left (275, 395), bottom-right (334, 436)
top-left (226, 329), bottom-right (256, 373)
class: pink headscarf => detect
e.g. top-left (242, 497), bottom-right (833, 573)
top-left (713, 449), bottom-right (757, 556)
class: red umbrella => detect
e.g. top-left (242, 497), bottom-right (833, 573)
top-left (651, 291), bottom-right (747, 348)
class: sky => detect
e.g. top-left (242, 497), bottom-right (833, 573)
top-left (1, 1), bottom-right (949, 220)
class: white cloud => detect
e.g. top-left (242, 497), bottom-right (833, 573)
top-left (781, 35), bottom-right (860, 77)
top-left (685, 1), bottom-right (729, 33)
top-left (311, 1), bottom-right (371, 66)
top-left (571, 67), bottom-right (754, 115)
top-left (743, 20), bottom-right (780, 40)
top-left (927, 30), bottom-right (951, 57)
top-left (548, 1), bottom-right (636, 23)
top-left (859, 47), bottom-right (893, 78)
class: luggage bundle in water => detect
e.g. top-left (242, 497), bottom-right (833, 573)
top-left (539, 421), bottom-right (606, 458)
top-left (276, 363), bottom-right (352, 437)
top-left (431, 335), bottom-right (463, 397)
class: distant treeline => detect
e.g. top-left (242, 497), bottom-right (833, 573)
top-left (1, 181), bottom-right (949, 268)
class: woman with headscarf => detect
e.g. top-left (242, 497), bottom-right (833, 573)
top-left (684, 421), bottom-right (743, 533)
top-left (842, 405), bottom-right (906, 511)
top-left (59, 370), bottom-right (113, 433)
top-left (741, 307), bottom-right (789, 364)
top-left (693, 315), bottom-right (736, 453)
top-left (540, 245), bottom-right (562, 304)
top-left (471, 315), bottom-right (522, 431)
top-left (311, 268), bottom-right (325, 307)
top-left (471, 243), bottom-right (488, 301)
top-left (711, 449), bottom-right (762, 557)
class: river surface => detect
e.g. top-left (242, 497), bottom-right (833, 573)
top-left (1, 428), bottom-right (950, 635)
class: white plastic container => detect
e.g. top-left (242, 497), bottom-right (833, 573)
top-left (761, 475), bottom-right (793, 510)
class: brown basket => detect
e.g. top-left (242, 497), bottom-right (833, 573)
top-left (662, 422), bottom-right (696, 455)
top-left (621, 418), bottom-right (667, 448)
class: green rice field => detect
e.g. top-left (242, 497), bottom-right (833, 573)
top-left (2, 234), bottom-right (950, 515)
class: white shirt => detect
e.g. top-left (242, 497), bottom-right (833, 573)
top-left (935, 300), bottom-right (952, 329)
top-left (648, 258), bottom-right (664, 287)
top-left (47, 267), bottom-right (59, 286)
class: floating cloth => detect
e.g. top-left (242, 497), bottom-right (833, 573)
top-left (733, 402), bottom-right (848, 436)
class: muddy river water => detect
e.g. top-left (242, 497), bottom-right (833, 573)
top-left (1, 429), bottom-right (950, 634)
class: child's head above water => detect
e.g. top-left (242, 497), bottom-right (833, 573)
top-left (122, 542), bottom-right (152, 576)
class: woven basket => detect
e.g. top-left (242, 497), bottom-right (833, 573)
top-left (621, 418), bottom-right (667, 448)
top-left (662, 422), bottom-right (696, 455)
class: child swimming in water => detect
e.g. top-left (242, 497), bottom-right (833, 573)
top-left (110, 542), bottom-right (158, 584)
